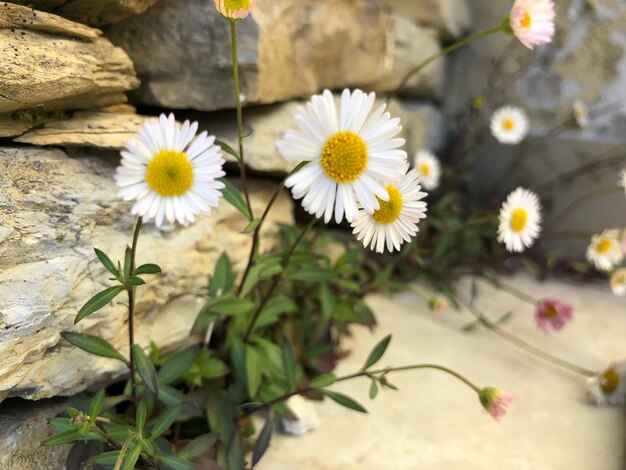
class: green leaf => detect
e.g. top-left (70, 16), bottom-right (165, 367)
top-left (219, 178), bottom-right (251, 220)
top-left (133, 344), bottom-right (159, 396)
top-left (94, 248), bottom-right (118, 277)
top-left (246, 346), bottom-right (262, 398)
top-left (255, 296), bottom-right (297, 330)
top-left (251, 411), bottom-right (274, 467)
top-left (227, 432), bottom-right (245, 470)
top-left (74, 286), bottom-right (125, 324)
top-left (157, 345), bottom-right (199, 385)
top-left (123, 246), bottom-right (133, 279)
top-left (134, 263), bottom-right (162, 275)
top-left (242, 218), bottom-right (262, 234)
top-left (215, 139), bottom-right (240, 161)
top-left (281, 341), bottom-right (297, 390)
top-left (158, 385), bottom-right (203, 417)
top-left (319, 283), bottom-right (335, 319)
top-left (156, 454), bottom-right (195, 470)
top-left (289, 267), bottom-right (336, 282)
top-left (369, 380), bottom-right (378, 399)
top-left (183, 349), bottom-right (229, 385)
top-left (324, 391), bottom-right (367, 413)
top-left (177, 433), bottom-right (218, 460)
top-left (362, 335), bottom-right (391, 371)
top-left (209, 252), bottom-right (235, 297)
top-left (106, 425), bottom-right (132, 443)
top-left (49, 417), bottom-right (75, 433)
top-left (371, 264), bottom-right (393, 288)
top-left (61, 332), bottom-right (127, 363)
top-left (150, 404), bottom-right (182, 438)
top-left (209, 297), bottom-right (255, 316)
top-left (122, 443), bottom-right (141, 470)
top-left (125, 276), bottom-right (145, 286)
top-left (88, 389), bottom-right (105, 422)
top-left (309, 373), bottom-right (337, 389)
top-left (42, 429), bottom-right (82, 446)
top-left (135, 401), bottom-right (147, 433)
top-left (140, 436), bottom-right (154, 455)
top-left (89, 450), bottom-right (121, 465)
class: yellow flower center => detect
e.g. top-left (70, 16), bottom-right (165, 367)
top-left (600, 368), bottom-right (620, 394)
top-left (145, 150), bottom-right (194, 197)
top-left (420, 164), bottom-right (431, 176)
top-left (597, 239), bottom-right (613, 254)
top-left (520, 11), bottom-right (532, 29)
top-left (510, 209), bottom-right (527, 233)
top-left (224, 0), bottom-right (251, 9)
top-left (503, 118), bottom-right (516, 131)
top-left (320, 131), bottom-right (368, 184)
top-left (543, 304), bottom-right (558, 318)
top-left (372, 186), bottom-right (403, 225)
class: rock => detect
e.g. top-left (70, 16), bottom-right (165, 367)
top-left (0, 146), bottom-right (294, 401)
top-left (106, 0), bottom-right (443, 112)
top-left (0, 399), bottom-right (70, 469)
top-left (280, 395), bottom-right (320, 436)
top-left (9, 0), bottom-right (159, 26)
top-left (384, 0), bottom-right (470, 39)
top-left (0, 4), bottom-right (139, 118)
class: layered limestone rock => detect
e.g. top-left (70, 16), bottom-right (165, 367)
top-left (9, 0), bottom-right (159, 26)
top-left (0, 3), bottom-right (139, 136)
top-left (0, 146), bottom-right (293, 401)
top-left (384, 0), bottom-right (470, 39)
top-left (107, 0), bottom-right (443, 112)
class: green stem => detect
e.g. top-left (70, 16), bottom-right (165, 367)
top-left (127, 217), bottom-right (142, 404)
top-left (230, 20), bottom-right (254, 220)
top-left (547, 186), bottom-right (623, 230)
top-left (391, 26), bottom-right (503, 97)
top-left (490, 280), bottom-right (539, 306)
top-left (456, 294), bottom-right (596, 378)
top-left (240, 363), bottom-right (479, 418)
top-left (242, 218), bottom-right (317, 342)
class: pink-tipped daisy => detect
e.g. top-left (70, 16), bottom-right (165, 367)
top-left (214, 0), bottom-right (256, 20)
top-left (509, 0), bottom-right (556, 49)
top-left (278, 89), bottom-right (408, 224)
top-left (535, 299), bottom-right (573, 332)
top-left (479, 387), bottom-right (515, 421)
top-left (115, 114), bottom-right (226, 227)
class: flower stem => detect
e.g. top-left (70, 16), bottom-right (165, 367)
top-left (240, 363), bottom-right (479, 418)
top-left (127, 217), bottom-right (143, 404)
top-left (242, 217), bottom-right (317, 342)
top-left (456, 293), bottom-right (596, 378)
top-left (489, 279), bottom-right (539, 306)
top-left (390, 25), bottom-right (503, 98)
top-left (230, 20), bottom-right (254, 220)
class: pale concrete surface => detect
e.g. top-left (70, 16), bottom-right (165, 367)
top-left (260, 275), bottom-right (626, 470)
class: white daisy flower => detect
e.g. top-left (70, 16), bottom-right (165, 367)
top-left (413, 150), bottom-right (441, 191)
top-left (509, 0), bottom-right (556, 50)
top-left (589, 361), bottom-right (626, 406)
top-left (497, 187), bottom-right (542, 253)
top-left (115, 113), bottom-right (226, 227)
top-left (610, 268), bottom-right (626, 296)
top-left (351, 168), bottom-right (428, 253)
top-left (573, 99), bottom-right (590, 129)
top-left (277, 89), bottom-right (407, 224)
top-left (490, 106), bottom-right (529, 145)
top-left (586, 229), bottom-right (624, 272)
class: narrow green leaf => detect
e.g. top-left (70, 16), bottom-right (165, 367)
top-left (157, 345), bottom-right (199, 385)
top-left (177, 433), bottom-right (218, 460)
top-left (251, 411), bottom-right (274, 467)
top-left (324, 391), bottom-right (367, 413)
top-left (150, 404), bottom-right (182, 438)
top-left (281, 341), bottom-right (297, 390)
top-left (114, 434), bottom-right (136, 470)
top-left (209, 252), bottom-right (235, 296)
top-left (246, 346), bottom-right (262, 398)
top-left (156, 454), bottom-right (195, 470)
top-left (158, 385), bottom-right (203, 417)
top-left (61, 332), bottom-right (127, 363)
top-left (94, 248), bottom-right (118, 276)
top-left (123, 246), bottom-right (132, 279)
top-left (219, 178), bottom-right (251, 220)
top-left (369, 380), bottom-right (378, 399)
top-left (140, 436), bottom-right (154, 455)
top-left (89, 450), bottom-right (121, 465)
top-left (135, 401), bottom-right (147, 433)
top-left (42, 429), bottom-right (82, 446)
top-left (309, 373), bottom-right (337, 389)
top-left (125, 276), bottom-right (145, 286)
top-left (133, 344), bottom-right (159, 396)
top-left (122, 443), bottom-right (141, 470)
top-left (49, 417), bottom-right (75, 433)
top-left (209, 297), bottom-right (255, 316)
top-left (319, 283), bottom-right (335, 319)
top-left (227, 432), bottom-right (245, 470)
top-left (242, 218), bottom-right (262, 234)
top-left (215, 139), bottom-right (240, 161)
top-left (289, 267), bottom-right (336, 282)
top-left (362, 335), bottom-right (392, 371)
top-left (88, 389), bottom-right (105, 422)
top-left (134, 263), bottom-right (162, 275)
top-left (74, 286), bottom-right (125, 324)
top-left (255, 296), bottom-right (297, 330)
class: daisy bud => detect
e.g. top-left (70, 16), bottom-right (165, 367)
top-left (588, 361), bottom-right (626, 406)
top-left (214, 0), bottom-right (256, 20)
top-left (428, 296), bottom-right (449, 314)
top-left (508, 0), bottom-right (556, 49)
top-left (479, 387), bottom-right (515, 421)
top-left (535, 299), bottom-right (573, 332)
top-left (610, 269), bottom-right (626, 296)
